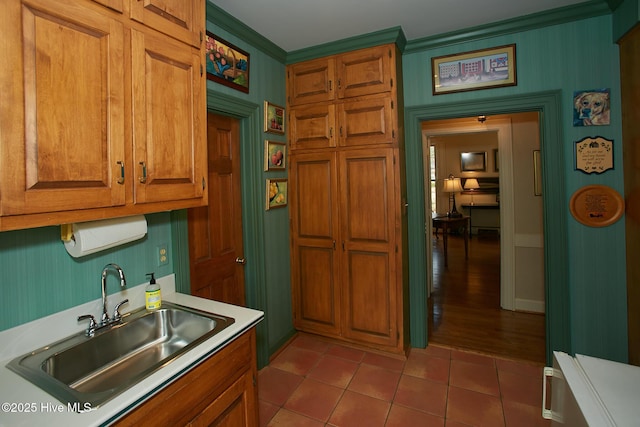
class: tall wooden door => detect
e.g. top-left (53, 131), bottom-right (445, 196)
top-left (188, 113), bottom-right (245, 306)
top-left (289, 151), bottom-right (341, 336)
top-left (339, 148), bottom-right (398, 347)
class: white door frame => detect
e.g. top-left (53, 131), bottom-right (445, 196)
top-left (422, 117), bottom-right (516, 310)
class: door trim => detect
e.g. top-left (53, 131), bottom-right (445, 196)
top-left (171, 91), bottom-right (271, 367)
top-left (404, 90), bottom-right (569, 363)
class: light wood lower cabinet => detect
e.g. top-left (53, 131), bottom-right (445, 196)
top-left (114, 329), bottom-right (258, 427)
top-left (290, 148), bottom-right (403, 352)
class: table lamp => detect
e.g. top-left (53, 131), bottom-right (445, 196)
top-left (443, 174), bottom-right (463, 217)
top-left (463, 178), bottom-right (480, 205)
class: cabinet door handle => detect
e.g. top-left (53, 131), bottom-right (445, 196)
top-left (139, 161), bottom-right (147, 183)
top-left (116, 161), bottom-right (125, 184)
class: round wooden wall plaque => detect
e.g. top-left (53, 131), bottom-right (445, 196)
top-left (570, 184), bottom-right (624, 227)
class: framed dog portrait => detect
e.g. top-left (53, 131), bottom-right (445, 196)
top-left (573, 88), bottom-right (610, 126)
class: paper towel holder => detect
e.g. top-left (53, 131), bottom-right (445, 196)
top-left (61, 215), bottom-right (148, 258)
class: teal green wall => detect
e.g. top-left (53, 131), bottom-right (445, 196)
top-left (0, 213), bottom-right (173, 331)
top-left (202, 5), bottom-right (294, 367)
top-left (1, 1), bottom-right (630, 368)
top-left (402, 13), bottom-right (628, 362)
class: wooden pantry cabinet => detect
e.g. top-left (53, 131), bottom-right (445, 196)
top-left (0, 0), bottom-right (206, 231)
top-left (287, 44), bottom-right (408, 354)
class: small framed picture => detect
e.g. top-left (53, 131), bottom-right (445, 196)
top-left (266, 179), bottom-right (287, 210)
top-left (460, 152), bottom-right (487, 172)
top-left (205, 32), bottom-right (249, 93)
top-left (264, 101), bottom-right (285, 134)
top-left (264, 140), bottom-right (286, 171)
top-left (573, 89), bottom-right (610, 126)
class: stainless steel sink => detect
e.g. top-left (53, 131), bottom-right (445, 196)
top-left (6, 302), bottom-right (234, 409)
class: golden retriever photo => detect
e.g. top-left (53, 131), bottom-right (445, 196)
top-left (573, 89), bottom-right (610, 126)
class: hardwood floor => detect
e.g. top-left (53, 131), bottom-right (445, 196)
top-left (428, 231), bottom-right (547, 364)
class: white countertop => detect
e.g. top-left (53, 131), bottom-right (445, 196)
top-left (0, 274), bottom-right (264, 427)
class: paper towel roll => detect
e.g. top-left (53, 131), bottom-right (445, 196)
top-left (64, 215), bottom-right (148, 258)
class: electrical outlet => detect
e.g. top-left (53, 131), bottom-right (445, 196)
top-left (157, 244), bottom-right (169, 266)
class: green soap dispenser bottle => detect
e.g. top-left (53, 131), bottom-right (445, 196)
top-left (145, 272), bottom-right (161, 310)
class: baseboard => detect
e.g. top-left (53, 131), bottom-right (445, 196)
top-left (515, 298), bottom-right (545, 313)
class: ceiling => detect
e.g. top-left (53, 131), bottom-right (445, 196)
top-left (208, 0), bottom-right (592, 52)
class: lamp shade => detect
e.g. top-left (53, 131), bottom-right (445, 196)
top-left (443, 177), bottom-right (463, 193)
top-left (464, 178), bottom-right (480, 190)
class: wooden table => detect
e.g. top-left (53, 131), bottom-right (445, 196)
top-left (432, 215), bottom-right (469, 267)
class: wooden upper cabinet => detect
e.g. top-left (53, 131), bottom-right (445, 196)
top-left (289, 103), bottom-right (336, 150)
top-left (337, 94), bottom-right (396, 147)
top-left (336, 45), bottom-right (394, 99)
top-left (288, 45), bottom-right (395, 107)
top-left (288, 57), bottom-right (336, 106)
top-left (131, 29), bottom-right (206, 204)
top-left (0, 0), bottom-right (207, 229)
top-left (91, 0), bottom-right (123, 13)
top-left (0, 0), bottom-right (126, 216)
top-left (130, 0), bottom-right (204, 48)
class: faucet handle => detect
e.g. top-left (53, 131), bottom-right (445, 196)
top-left (78, 314), bottom-right (97, 337)
top-left (113, 299), bottom-right (129, 322)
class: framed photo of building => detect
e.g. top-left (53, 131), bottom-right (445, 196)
top-left (432, 44), bottom-right (517, 95)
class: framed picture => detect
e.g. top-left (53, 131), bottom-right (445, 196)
top-left (205, 32), bottom-right (249, 93)
top-left (264, 101), bottom-right (285, 134)
top-left (460, 152), bottom-right (487, 172)
top-left (493, 149), bottom-right (499, 172)
top-left (266, 179), bottom-right (287, 210)
top-left (432, 44), bottom-right (517, 95)
top-left (264, 140), bottom-right (286, 171)
top-left (573, 88), bottom-right (610, 126)
top-left (574, 136), bottom-right (614, 174)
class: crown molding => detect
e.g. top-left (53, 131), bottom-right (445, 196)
top-left (404, 0), bottom-right (611, 53)
top-left (206, 2), bottom-right (287, 63)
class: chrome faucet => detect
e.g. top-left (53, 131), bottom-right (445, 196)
top-left (78, 263), bottom-right (129, 337)
top-left (101, 263), bottom-right (127, 324)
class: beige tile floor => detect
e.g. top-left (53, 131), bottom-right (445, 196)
top-left (258, 334), bottom-right (550, 427)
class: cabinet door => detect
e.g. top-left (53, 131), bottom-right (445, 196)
top-left (287, 57), bottom-right (335, 106)
top-left (336, 45), bottom-right (394, 99)
top-left (188, 369), bottom-right (257, 427)
top-left (0, 0), bottom-right (126, 216)
top-left (290, 152), bottom-right (341, 336)
top-left (131, 29), bottom-right (207, 205)
top-left (130, 0), bottom-right (204, 48)
top-left (337, 94), bottom-right (396, 147)
top-left (339, 148), bottom-right (398, 347)
top-left (289, 103), bottom-right (336, 150)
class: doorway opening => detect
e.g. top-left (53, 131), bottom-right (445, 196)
top-left (422, 113), bottom-right (546, 364)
